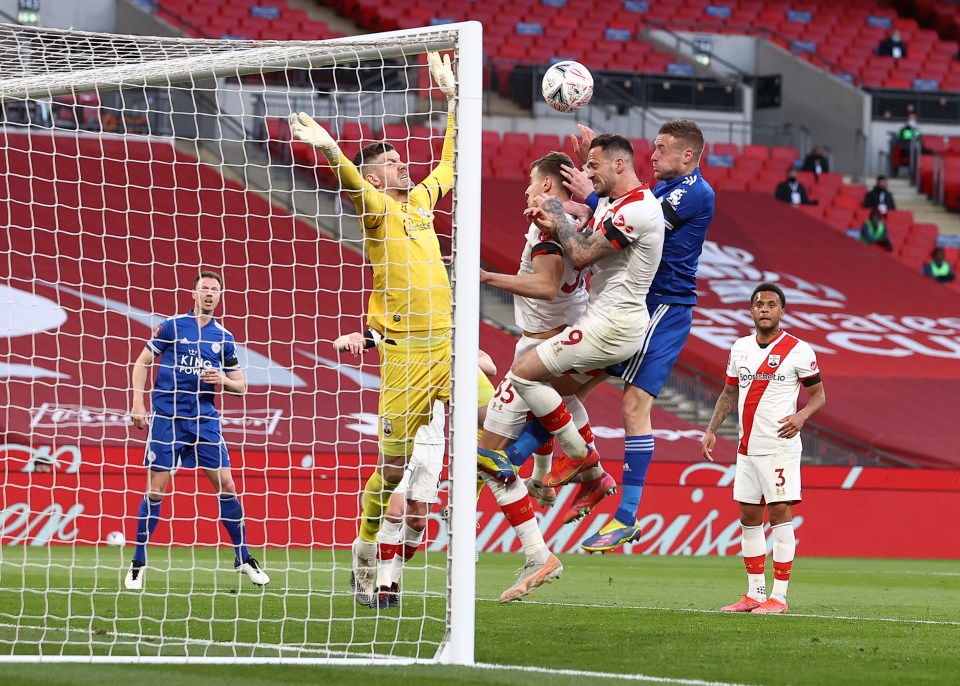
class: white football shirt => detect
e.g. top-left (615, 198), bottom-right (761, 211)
top-left (725, 331), bottom-right (820, 456)
top-left (584, 183), bottom-right (664, 337)
top-left (513, 222), bottom-right (588, 335)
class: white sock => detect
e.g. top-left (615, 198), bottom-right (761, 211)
top-left (771, 522), bottom-right (795, 602)
top-left (507, 373), bottom-right (587, 458)
top-left (532, 449), bottom-right (552, 482)
top-left (741, 524), bottom-right (768, 601)
top-left (482, 473), bottom-right (549, 563)
top-left (375, 519), bottom-right (401, 589)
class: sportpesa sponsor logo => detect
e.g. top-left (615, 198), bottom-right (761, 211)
top-left (738, 367), bottom-right (785, 387)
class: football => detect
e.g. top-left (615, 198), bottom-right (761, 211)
top-left (541, 60), bottom-right (594, 113)
top-left (105, 531), bottom-right (126, 547)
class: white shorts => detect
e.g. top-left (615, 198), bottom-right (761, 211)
top-left (396, 400), bottom-right (445, 503)
top-left (484, 335), bottom-right (596, 439)
top-left (733, 452), bottom-right (802, 505)
top-left (535, 310), bottom-right (646, 377)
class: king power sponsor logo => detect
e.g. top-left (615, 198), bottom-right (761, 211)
top-left (692, 241), bottom-right (960, 359)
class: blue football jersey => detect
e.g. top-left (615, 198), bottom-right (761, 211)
top-left (649, 167), bottom-right (716, 306)
top-left (145, 311), bottom-right (240, 419)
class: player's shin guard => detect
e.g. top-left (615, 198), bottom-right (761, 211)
top-left (614, 434), bottom-right (653, 526)
top-left (358, 470), bottom-right (400, 543)
top-left (133, 496), bottom-right (163, 565)
top-left (771, 521), bottom-right (795, 602)
top-left (503, 419), bottom-right (552, 467)
top-left (218, 494), bottom-right (250, 564)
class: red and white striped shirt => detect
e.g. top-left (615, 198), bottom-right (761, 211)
top-left (725, 331), bottom-right (820, 456)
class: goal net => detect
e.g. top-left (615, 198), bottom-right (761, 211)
top-left (0, 20), bottom-right (481, 664)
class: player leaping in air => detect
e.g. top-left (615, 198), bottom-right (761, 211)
top-left (289, 52), bottom-right (457, 606)
top-left (479, 151), bottom-right (617, 547)
top-left (562, 120), bottom-right (716, 552)
top-left (506, 135), bottom-right (664, 497)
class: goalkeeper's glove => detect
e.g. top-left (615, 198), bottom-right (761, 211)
top-left (428, 52), bottom-right (456, 102)
top-left (289, 111), bottom-right (341, 161)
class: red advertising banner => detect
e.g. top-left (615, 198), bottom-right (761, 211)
top-left (680, 192), bottom-right (960, 468)
top-left (3, 446), bottom-right (958, 558)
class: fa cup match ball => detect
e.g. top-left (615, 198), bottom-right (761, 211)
top-left (105, 531), bottom-right (126, 547)
top-left (541, 60), bottom-right (594, 113)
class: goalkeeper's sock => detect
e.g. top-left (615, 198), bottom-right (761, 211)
top-left (133, 496), bottom-right (163, 565)
top-left (504, 419), bottom-right (552, 467)
top-left (614, 435), bottom-right (653, 526)
top-left (358, 471), bottom-right (400, 543)
top-left (218, 494), bottom-right (249, 563)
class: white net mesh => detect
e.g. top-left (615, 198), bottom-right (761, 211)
top-left (0, 21), bottom-right (479, 662)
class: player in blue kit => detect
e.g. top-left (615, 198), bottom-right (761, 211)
top-left (572, 119), bottom-right (716, 551)
top-left (124, 271), bottom-right (269, 590)
top-left (501, 121), bottom-right (716, 548)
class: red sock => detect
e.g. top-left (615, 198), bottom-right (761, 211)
top-left (502, 497), bottom-right (536, 525)
top-left (578, 423), bottom-right (595, 445)
top-left (540, 403), bottom-right (572, 433)
top-left (773, 560), bottom-right (792, 581)
top-left (744, 554), bottom-right (766, 575)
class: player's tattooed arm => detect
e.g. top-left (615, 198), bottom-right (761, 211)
top-left (706, 383), bottom-right (739, 434)
top-left (701, 383), bottom-right (738, 462)
top-left (540, 197), bottom-right (615, 269)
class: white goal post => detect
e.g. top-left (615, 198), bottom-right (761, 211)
top-left (0, 20), bottom-right (481, 665)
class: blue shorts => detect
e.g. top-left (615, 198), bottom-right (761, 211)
top-left (145, 415), bottom-right (230, 471)
top-left (607, 303), bottom-right (693, 398)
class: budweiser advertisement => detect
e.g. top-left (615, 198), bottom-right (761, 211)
top-left (2, 446), bottom-right (958, 558)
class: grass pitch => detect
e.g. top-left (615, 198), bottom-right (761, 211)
top-left (1, 547), bottom-right (957, 685)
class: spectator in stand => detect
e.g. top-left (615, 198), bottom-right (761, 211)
top-left (892, 113), bottom-right (923, 174)
top-left (774, 168), bottom-right (818, 207)
top-left (922, 248), bottom-right (956, 283)
top-left (876, 30), bottom-right (907, 59)
top-left (859, 209), bottom-right (893, 252)
top-left (800, 146), bottom-right (829, 178)
top-left (862, 176), bottom-right (896, 215)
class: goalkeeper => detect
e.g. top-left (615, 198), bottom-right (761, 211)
top-left (290, 53), bottom-right (457, 603)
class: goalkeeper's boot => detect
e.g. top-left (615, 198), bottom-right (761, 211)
top-left (351, 537), bottom-right (377, 606)
top-left (124, 560), bottom-right (144, 590)
top-left (580, 518), bottom-right (642, 553)
top-left (524, 477), bottom-right (557, 507)
top-left (543, 446), bottom-right (600, 488)
top-left (498, 554), bottom-right (563, 603)
top-left (236, 556), bottom-right (270, 587)
top-left (751, 597), bottom-right (789, 615)
top-left (562, 471), bottom-right (617, 524)
top-left (477, 448), bottom-right (518, 483)
top-left (721, 595), bottom-right (765, 613)
top-left (373, 582), bottom-right (400, 610)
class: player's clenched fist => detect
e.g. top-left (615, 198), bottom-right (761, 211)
top-left (428, 52), bottom-right (456, 101)
top-left (289, 111), bottom-right (341, 161)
